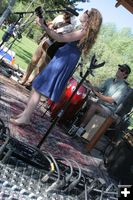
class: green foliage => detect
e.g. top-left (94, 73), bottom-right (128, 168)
top-left (128, 113), bottom-right (133, 130)
top-left (6, 0), bottom-right (77, 41)
top-left (0, 29), bottom-right (38, 69)
top-left (83, 24), bottom-right (133, 87)
top-left (0, 0), bottom-right (8, 15)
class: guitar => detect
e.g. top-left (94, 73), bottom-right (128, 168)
top-left (35, 6), bottom-right (66, 59)
top-left (46, 41), bottom-right (66, 59)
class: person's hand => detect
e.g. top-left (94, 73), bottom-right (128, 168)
top-left (35, 17), bottom-right (44, 27)
top-left (92, 90), bottom-right (102, 99)
top-left (93, 90), bottom-right (99, 96)
top-left (87, 82), bottom-right (101, 98)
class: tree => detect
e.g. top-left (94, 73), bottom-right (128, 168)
top-left (81, 23), bottom-right (133, 86)
top-left (0, 0), bottom-right (16, 26)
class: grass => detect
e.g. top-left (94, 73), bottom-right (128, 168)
top-left (0, 30), bottom-right (38, 70)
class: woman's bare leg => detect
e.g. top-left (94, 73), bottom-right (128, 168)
top-left (29, 52), bottom-right (51, 83)
top-left (19, 44), bottom-right (43, 85)
top-left (10, 89), bottom-right (42, 125)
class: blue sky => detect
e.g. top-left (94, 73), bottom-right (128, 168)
top-left (76, 0), bottom-right (133, 32)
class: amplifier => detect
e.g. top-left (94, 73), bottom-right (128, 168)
top-left (105, 132), bottom-right (133, 184)
top-left (82, 114), bottom-right (106, 141)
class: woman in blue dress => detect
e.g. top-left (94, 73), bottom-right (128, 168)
top-left (10, 8), bottom-right (102, 125)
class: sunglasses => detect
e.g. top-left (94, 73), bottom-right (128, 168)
top-left (118, 68), bottom-right (127, 74)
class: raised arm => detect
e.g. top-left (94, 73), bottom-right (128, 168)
top-left (36, 17), bottom-right (86, 43)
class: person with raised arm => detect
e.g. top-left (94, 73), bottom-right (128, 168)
top-left (71, 64), bottom-right (131, 137)
top-left (10, 8), bottom-right (102, 126)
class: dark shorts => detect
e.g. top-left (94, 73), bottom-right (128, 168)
top-left (2, 32), bottom-right (12, 42)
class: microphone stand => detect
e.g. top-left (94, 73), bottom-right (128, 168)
top-left (13, 8), bottom-right (77, 15)
top-left (13, 11), bottom-right (34, 15)
top-left (0, 12), bottom-right (29, 62)
top-left (45, 9), bottom-right (69, 13)
top-left (37, 55), bottom-right (105, 148)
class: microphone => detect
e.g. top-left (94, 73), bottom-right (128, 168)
top-left (56, 2), bottom-right (79, 16)
top-left (65, 6), bottom-right (79, 16)
top-left (13, 11), bottom-right (34, 15)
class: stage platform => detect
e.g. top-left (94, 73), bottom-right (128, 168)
top-left (0, 74), bottom-right (118, 199)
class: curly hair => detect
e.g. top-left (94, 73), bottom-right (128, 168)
top-left (78, 8), bottom-right (102, 55)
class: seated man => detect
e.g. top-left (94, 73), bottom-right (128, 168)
top-left (71, 64), bottom-right (131, 136)
top-left (19, 11), bottom-right (78, 86)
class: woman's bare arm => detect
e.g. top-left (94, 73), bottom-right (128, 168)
top-left (36, 17), bottom-right (86, 43)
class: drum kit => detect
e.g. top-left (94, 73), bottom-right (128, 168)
top-left (48, 75), bottom-right (91, 126)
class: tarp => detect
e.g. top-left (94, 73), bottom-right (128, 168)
top-left (0, 46), bottom-right (15, 65)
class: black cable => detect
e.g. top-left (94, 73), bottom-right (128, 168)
top-left (0, 135), bottom-right (10, 160)
top-left (0, 120), bottom-right (10, 160)
top-left (0, 118), bottom-right (6, 137)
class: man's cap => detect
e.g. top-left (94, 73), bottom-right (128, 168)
top-left (118, 64), bottom-right (131, 75)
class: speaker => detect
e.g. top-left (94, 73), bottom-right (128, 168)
top-left (105, 132), bottom-right (133, 184)
top-left (82, 114), bottom-right (106, 141)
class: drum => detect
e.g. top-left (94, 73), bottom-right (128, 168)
top-left (48, 76), bottom-right (89, 124)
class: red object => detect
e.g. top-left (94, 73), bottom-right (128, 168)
top-left (48, 76), bottom-right (88, 124)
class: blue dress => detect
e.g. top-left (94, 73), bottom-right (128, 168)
top-left (32, 42), bottom-right (81, 102)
